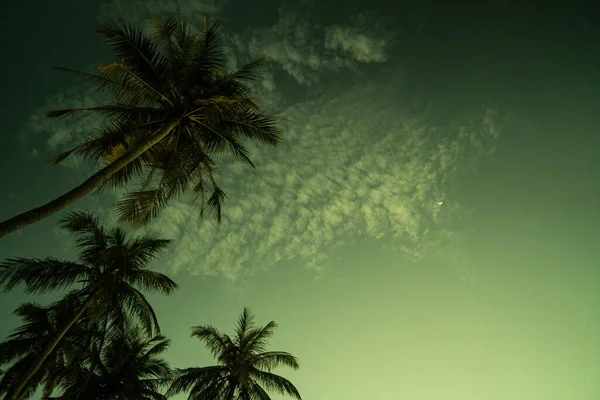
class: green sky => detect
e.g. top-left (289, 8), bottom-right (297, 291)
top-left (1, 0), bottom-right (599, 399)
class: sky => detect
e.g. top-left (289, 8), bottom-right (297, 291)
top-left (0, 0), bottom-right (599, 399)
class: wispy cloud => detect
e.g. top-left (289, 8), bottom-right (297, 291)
top-left (132, 80), bottom-right (501, 280)
top-left (324, 26), bottom-right (388, 63)
top-left (230, 6), bottom-right (394, 85)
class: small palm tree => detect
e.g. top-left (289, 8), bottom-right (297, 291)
top-left (50, 318), bottom-right (172, 400)
top-left (0, 16), bottom-right (282, 239)
top-left (167, 308), bottom-right (302, 400)
top-left (0, 296), bottom-right (93, 399)
top-left (0, 211), bottom-right (177, 400)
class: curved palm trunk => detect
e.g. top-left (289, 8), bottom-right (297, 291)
top-left (5, 283), bottom-right (105, 400)
top-left (0, 119), bottom-right (180, 239)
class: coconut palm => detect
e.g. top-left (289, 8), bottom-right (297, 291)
top-left (0, 295), bottom-right (94, 399)
top-left (167, 308), bottom-right (302, 400)
top-left (0, 211), bottom-right (177, 400)
top-left (49, 317), bottom-right (172, 400)
top-left (0, 16), bottom-right (283, 239)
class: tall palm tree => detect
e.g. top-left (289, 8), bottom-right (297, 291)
top-left (167, 308), bottom-right (302, 400)
top-left (0, 211), bottom-right (178, 400)
top-left (0, 16), bottom-right (283, 239)
top-left (0, 295), bottom-right (93, 399)
top-left (49, 317), bottom-right (172, 400)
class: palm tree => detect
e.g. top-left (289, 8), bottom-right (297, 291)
top-left (167, 308), bottom-right (302, 400)
top-left (0, 16), bottom-right (283, 239)
top-left (0, 295), bottom-right (94, 399)
top-left (0, 211), bottom-right (178, 400)
top-left (49, 317), bottom-right (172, 400)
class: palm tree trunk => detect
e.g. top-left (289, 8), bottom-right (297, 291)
top-left (0, 119), bottom-right (180, 239)
top-left (5, 283), bottom-right (105, 400)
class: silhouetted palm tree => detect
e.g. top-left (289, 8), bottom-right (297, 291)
top-left (167, 308), bottom-right (302, 400)
top-left (0, 211), bottom-right (177, 400)
top-left (0, 16), bottom-right (282, 239)
top-left (49, 317), bottom-right (172, 400)
top-left (0, 295), bottom-right (93, 399)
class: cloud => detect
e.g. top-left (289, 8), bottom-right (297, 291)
top-left (131, 79), bottom-right (502, 280)
top-left (230, 6), bottom-right (393, 85)
top-left (324, 26), bottom-right (389, 63)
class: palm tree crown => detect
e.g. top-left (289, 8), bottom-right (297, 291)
top-left (0, 297), bottom-right (92, 399)
top-left (50, 317), bottom-right (172, 400)
top-left (168, 308), bottom-right (302, 400)
top-left (0, 211), bottom-right (177, 335)
top-left (0, 211), bottom-right (177, 400)
top-left (0, 16), bottom-right (283, 238)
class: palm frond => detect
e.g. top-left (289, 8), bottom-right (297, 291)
top-left (97, 61), bottom-right (165, 106)
top-left (250, 369), bottom-right (302, 400)
top-left (53, 66), bottom-right (118, 94)
top-left (126, 232), bottom-right (172, 264)
top-left (114, 189), bottom-right (170, 227)
top-left (150, 16), bottom-right (180, 55)
top-left (97, 156), bottom-right (146, 191)
top-left (140, 336), bottom-right (171, 360)
top-left (0, 258), bottom-right (91, 294)
top-left (96, 19), bottom-right (169, 95)
top-left (118, 284), bottom-right (161, 336)
top-left (105, 225), bottom-right (129, 248)
top-left (207, 184), bottom-right (226, 225)
top-left (125, 269), bottom-right (178, 295)
top-left (191, 119), bottom-right (255, 166)
top-left (58, 210), bottom-right (101, 233)
top-left (0, 355), bottom-right (47, 399)
top-left (235, 308), bottom-right (255, 346)
top-left (192, 96), bottom-right (259, 113)
top-left (208, 56), bottom-right (268, 99)
top-left (244, 380), bottom-right (272, 400)
top-left (179, 18), bottom-right (225, 88)
top-left (46, 104), bottom-right (156, 121)
top-left (12, 302), bottom-right (49, 325)
top-left (69, 120), bottom-right (145, 164)
top-left (166, 366), bottom-right (227, 397)
top-left (0, 303), bottom-right (49, 364)
top-left (230, 56), bottom-right (269, 83)
top-left (58, 212), bottom-right (109, 262)
top-left (220, 109), bottom-right (283, 147)
top-left (243, 321), bottom-right (277, 355)
top-left (190, 326), bottom-right (230, 359)
top-left (128, 131), bottom-right (205, 213)
top-left (46, 148), bottom-right (77, 166)
top-left (250, 352), bottom-right (300, 372)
